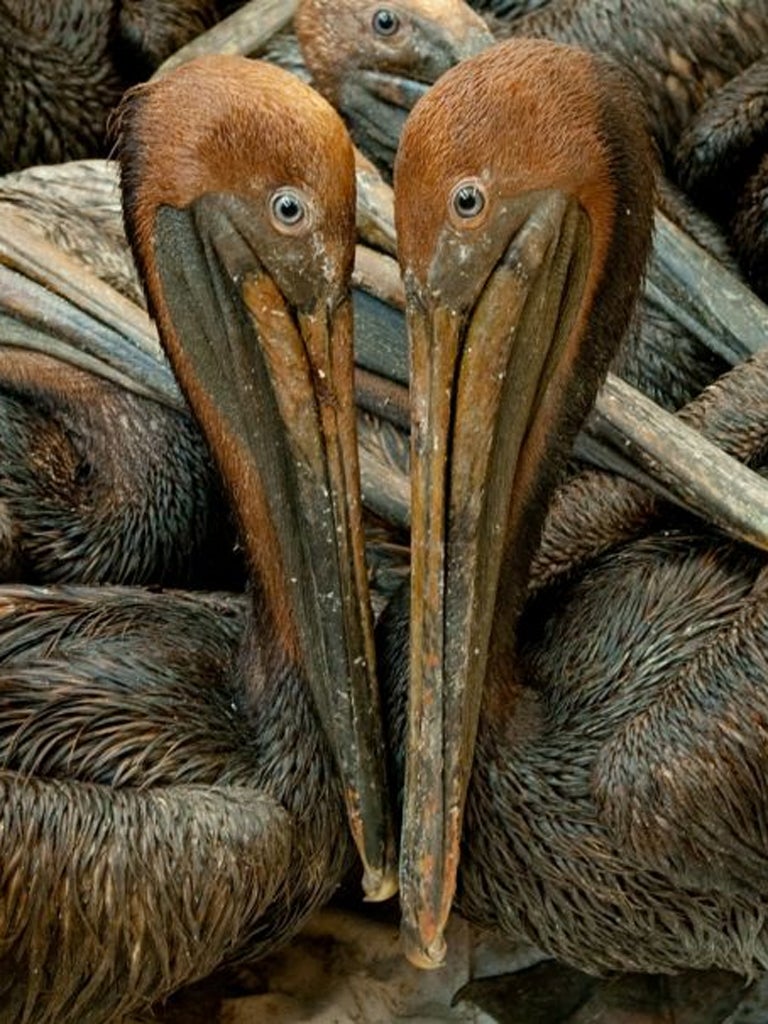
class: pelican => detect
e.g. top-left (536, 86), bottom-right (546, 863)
top-left (0, 54), bottom-right (397, 1022)
top-left (391, 36), bottom-right (768, 1021)
top-left (294, 0), bottom-right (492, 170)
top-left (291, 0), bottom-right (763, 410)
top-left (1, 0), bottom-right (767, 581)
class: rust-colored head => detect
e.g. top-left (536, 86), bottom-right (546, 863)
top-left (296, 0), bottom-right (491, 168)
top-left (119, 57), bottom-right (357, 634)
top-left (394, 38), bottom-right (655, 968)
top-left (118, 55), bottom-right (398, 903)
top-left (396, 37), bottom-right (653, 312)
top-left (121, 55), bottom-right (355, 311)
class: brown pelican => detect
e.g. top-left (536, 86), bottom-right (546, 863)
top-left (1, 176), bottom-right (767, 592)
top-left (290, 0), bottom-right (766, 411)
top-left (0, 53), bottom-right (397, 1022)
top-left (294, 0), bottom-right (492, 170)
top-left (0, 173), bottom-right (408, 583)
top-left (390, 36), bottom-right (768, 1022)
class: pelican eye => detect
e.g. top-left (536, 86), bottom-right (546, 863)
top-left (451, 181), bottom-right (486, 220)
top-left (270, 188), bottom-right (307, 231)
top-left (372, 7), bottom-right (400, 36)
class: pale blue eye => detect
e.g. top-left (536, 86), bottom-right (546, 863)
top-left (372, 8), bottom-right (399, 36)
top-left (271, 189), bottom-right (305, 226)
top-left (453, 183), bottom-right (485, 219)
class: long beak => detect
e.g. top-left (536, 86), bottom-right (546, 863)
top-left (0, 208), bottom-right (183, 410)
top-left (648, 210), bottom-right (768, 366)
top-left (151, 193), bottom-right (398, 901)
top-left (350, 235), bottom-right (768, 554)
top-left (401, 191), bottom-right (593, 966)
top-left (341, 72), bottom-right (424, 173)
top-left (0, 204), bottom-right (404, 536)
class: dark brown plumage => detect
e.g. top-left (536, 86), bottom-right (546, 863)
top-left (0, 54), bottom-right (397, 1023)
top-left (0, 160), bottom-right (244, 588)
top-left (675, 55), bottom-right (768, 301)
top-left (733, 155), bottom-right (768, 300)
top-left (490, 0), bottom-right (768, 162)
top-left (390, 37), bottom-right (768, 1017)
top-left (0, 346), bottom-right (240, 588)
top-left (0, 0), bottom-right (225, 173)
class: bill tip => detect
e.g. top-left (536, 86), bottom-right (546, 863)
top-left (362, 864), bottom-right (399, 903)
top-left (401, 922), bottom-right (448, 970)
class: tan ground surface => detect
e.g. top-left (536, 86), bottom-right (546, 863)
top-left (133, 903), bottom-right (767, 1024)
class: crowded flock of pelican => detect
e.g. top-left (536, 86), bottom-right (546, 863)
top-left (0, 0), bottom-right (767, 1021)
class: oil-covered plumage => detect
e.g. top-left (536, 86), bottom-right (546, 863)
top-left (465, 536), bottom-right (768, 958)
top-left (0, 584), bottom-right (350, 1022)
top-left (0, 0), bottom-right (226, 173)
top-left (0, 167), bottom-right (247, 588)
top-left (0, 348), bottom-right (239, 587)
top-left (392, 37), bottom-right (768, 1009)
top-left (0, 55), bottom-right (396, 1022)
top-left (491, 0), bottom-right (768, 161)
top-left (732, 156), bottom-right (768, 301)
top-left (675, 55), bottom-right (768, 209)
top-left (0, 3), bottom-right (244, 588)
top-left (467, 0), bottom-right (549, 19)
top-left (675, 54), bottom-right (768, 301)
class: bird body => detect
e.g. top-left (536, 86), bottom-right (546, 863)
top-left (0, 0), bottom-right (223, 172)
top-left (0, 346), bottom-right (237, 586)
top-left (0, 53), bottom-right (396, 1023)
top-left (393, 34), bottom-right (768, 996)
top-left (496, 0), bottom-right (768, 160)
top-left (0, 583), bottom-right (350, 1019)
top-left (675, 54), bottom-right (768, 301)
top-left (459, 533), bottom-right (768, 976)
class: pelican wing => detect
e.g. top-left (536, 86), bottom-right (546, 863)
top-left (594, 572), bottom-right (768, 893)
top-left (0, 777), bottom-right (291, 1023)
top-left (0, 584), bottom-right (296, 1021)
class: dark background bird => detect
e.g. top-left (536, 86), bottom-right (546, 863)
top-left (0, 0), bottom-right (245, 172)
top-left (675, 54), bottom-right (768, 302)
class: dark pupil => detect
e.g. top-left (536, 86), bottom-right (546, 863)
top-left (373, 8), bottom-right (398, 34)
top-left (276, 193), bottom-right (301, 223)
top-left (455, 185), bottom-right (483, 217)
